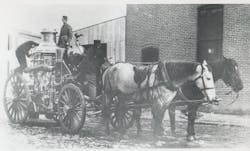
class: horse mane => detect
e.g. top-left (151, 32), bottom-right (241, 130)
top-left (164, 61), bottom-right (200, 82)
top-left (209, 58), bottom-right (226, 81)
top-left (209, 56), bottom-right (237, 82)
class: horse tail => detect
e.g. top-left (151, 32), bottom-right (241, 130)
top-left (102, 67), bottom-right (112, 93)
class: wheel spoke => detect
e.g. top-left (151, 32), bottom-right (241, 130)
top-left (16, 83), bottom-right (25, 96)
top-left (63, 91), bottom-right (70, 104)
top-left (17, 102), bottom-right (26, 118)
top-left (110, 113), bottom-right (116, 121)
top-left (8, 104), bottom-right (14, 117)
top-left (13, 108), bottom-right (17, 122)
top-left (68, 89), bottom-right (76, 102)
top-left (5, 97), bottom-right (14, 104)
top-left (73, 102), bottom-right (82, 112)
top-left (4, 74), bottom-right (29, 123)
top-left (123, 114), bottom-right (129, 125)
top-left (67, 112), bottom-right (72, 129)
top-left (72, 96), bottom-right (80, 106)
top-left (73, 111), bottom-right (81, 122)
top-left (61, 94), bottom-right (69, 105)
top-left (59, 98), bottom-right (67, 106)
top-left (62, 113), bottom-right (69, 125)
top-left (19, 100), bottom-right (28, 108)
top-left (121, 117), bottom-right (126, 128)
top-left (125, 111), bottom-right (133, 120)
top-left (15, 105), bottom-right (21, 121)
top-left (18, 105), bottom-right (24, 120)
top-left (65, 89), bottom-right (72, 103)
top-left (70, 111), bottom-right (80, 129)
top-left (15, 102), bottom-right (21, 122)
top-left (58, 84), bottom-right (86, 133)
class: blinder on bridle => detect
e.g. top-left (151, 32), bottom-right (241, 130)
top-left (193, 63), bottom-right (215, 102)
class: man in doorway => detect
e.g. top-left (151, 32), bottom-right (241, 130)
top-left (15, 40), bottom-right (39, 73)
top-left (58, 15), bottom-right (73, 48)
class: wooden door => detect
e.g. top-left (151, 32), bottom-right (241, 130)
top-left (197, 5), bottom-right (224, 63)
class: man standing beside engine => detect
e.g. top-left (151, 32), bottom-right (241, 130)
top-left (15, 41), bottom-right (39, 73)
top-left (58, 15), bottom-right (73, 48)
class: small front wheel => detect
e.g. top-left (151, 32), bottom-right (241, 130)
top-left (3, 73), bottom-right (31, 124)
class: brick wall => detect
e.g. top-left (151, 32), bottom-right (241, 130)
top-left (126, 4), bottom-right (198, 62)
top-left (126, 4), bottom-right (250, 114)
top-left (213, 4), bottom-right (250, 114)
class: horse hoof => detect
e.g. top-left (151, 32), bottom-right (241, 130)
top-left (136, 130), bottom-right (142, 136)
top-left (154, 130), bottom-right (164, 136)
top-left (123, 134), bottom-right (130, 140)
top-left (117, 133), bottom-right (128, 140)
top-left (105, 129), bottom-right (110, 135)
top-left (136, 132), bottom-right (142, 138)
top-left (187, 135), bottom-right (197, 141)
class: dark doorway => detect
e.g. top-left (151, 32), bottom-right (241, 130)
top-left (82, 42), bottom-right (107, 62)
top-left (197, 4), bottom-right (224, 63)
top-left (141, 46), bottom-right (159, 63)
top-left (82, 40), bottom-right (107, 96)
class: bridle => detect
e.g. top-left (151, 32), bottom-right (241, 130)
top-left (221, 61), bottom-right (240, 105)
top-left (193, 64), bottom-right (215, 102)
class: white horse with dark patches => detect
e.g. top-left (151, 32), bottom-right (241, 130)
top-left (102, 60), bottom-right (218, 137)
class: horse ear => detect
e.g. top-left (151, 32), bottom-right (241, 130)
top-left (202, 60), bottom-right (208, 66)
top-left (195, 64), bottom-right (202, 73)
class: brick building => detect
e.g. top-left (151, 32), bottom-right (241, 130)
top-left (125, 4), bottom-right (250, 114)
top-left (67, 4), bottom-right (250, 114)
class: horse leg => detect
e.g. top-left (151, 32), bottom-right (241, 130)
top-left (117, 94), bottom-right (127, 138)
top-left (151, 103), bottom-right (165, 136)
top-left (168, 104), bottom-right (176, 135)
top-left (103, 94), bottom-right (111, 135)
top-left (187, 104), bottom-right (199, 141)
top-left (134, 108), bottom-right (142, 136)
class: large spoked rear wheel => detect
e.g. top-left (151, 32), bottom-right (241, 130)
top-left (110, 96), bottom-right (135, 130)
top-left (3, 73), bottom-right (30, 124)
top-left (58, 83), bottom-right (86, 134)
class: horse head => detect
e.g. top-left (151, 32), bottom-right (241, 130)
top-left (222, 58), bottom-right (243, 92)
top-left (192, 60), bottom-right (217, 102)
top-left (158, 60), bottom-right (217, 102)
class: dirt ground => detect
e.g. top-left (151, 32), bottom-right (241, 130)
top-left (0, 109), bottom-right (250, 149)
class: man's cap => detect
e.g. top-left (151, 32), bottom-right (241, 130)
top-left (62, 16), bottom-right (68, 20)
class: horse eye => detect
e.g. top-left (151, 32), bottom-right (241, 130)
top-left (235, 66), bottom-right (238, 71)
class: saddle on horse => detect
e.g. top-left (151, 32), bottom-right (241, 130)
top-left (133, 62), bottom-right (176, 91)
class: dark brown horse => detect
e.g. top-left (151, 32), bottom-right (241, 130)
top-left (168, 57), bottom-right (243, 141)
top-left (102, 60), bottom-right (218, 137)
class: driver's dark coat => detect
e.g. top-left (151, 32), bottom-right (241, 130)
top-left (15, 41), bottom-right (39, 69)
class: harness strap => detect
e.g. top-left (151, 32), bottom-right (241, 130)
top-left (160, 61), bottom-right (176, 90)
top-left (177, 87), bottom-right (191, 102)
